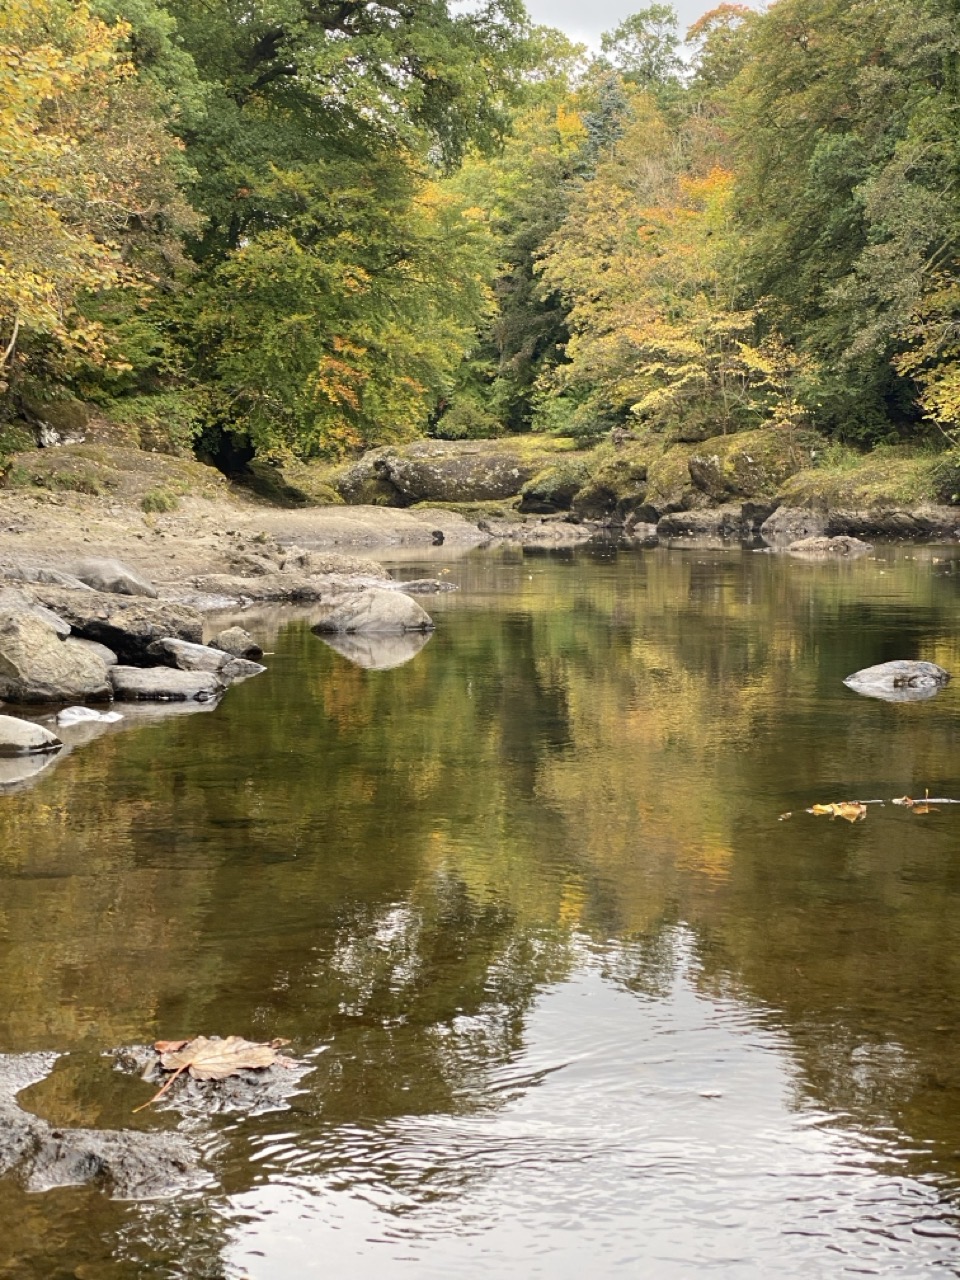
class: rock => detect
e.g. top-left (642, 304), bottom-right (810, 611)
top-left (824, 506), bottom-right (960, 540)
top-left (110, 666), bottom-right (223, 702)
top-left (71, 558), bottom-right (158, 598)
top-left (759, 506), bottom-right (828, 544)
top-left (843, 660), bottom-right (951, 703)
top-left (656, 506), bottom-right (747, 538)
top-left (314, 588), bottom-right (434, 634)
top-left (0, 714), bottom-right (62, 756)
top-left (335, 447), bottom-right (407, 505)
top-left (33, 587), bottom-right (203, 662)
top-left (114, 1043), bottom-right (314, 1117)
top-left (0, 613), bottom-right (112, 703)
top-left (188, 572), bottom-right (333, 604)
top-left (687, 427), bottom-right (821, 502)
top-left (210, 626), bottom-right (263, 659)
top-left (519, 457), bottom-right (593, 514)
top-left (0, 586), bottom-right (71, 637)
top-left (146, 637), bottom-right (231, 673)
top-left (350, 439), bottom-right (557, 505)
top-left (278, 547), bottom-right (387, 577)
top-left (477, 516), bottom-right (599, 545)
top-left (245, 457), bottom-right (345, 508)
top-left (0, 1052), bottom-right (203, 1199)
top-left (68, 638), bottom-right (118, 667)
top-left (318, 630), bottom-right (433, 670)
top-left (787, 535), bottom-right (873, 558)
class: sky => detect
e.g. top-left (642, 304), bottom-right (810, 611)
top-left (523, 0), bottom-right (758, 49)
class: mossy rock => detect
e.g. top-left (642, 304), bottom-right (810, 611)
top-left (246, 458), bottom-right (345, 507)
top-left (19, 392), bottom-right (90, 438)
top-left (778, 447), bottom-right (941, 509)
top-left (570, 442), bottom-right (651, 517)
top-left (520, 456), bottom-right (594, 513)
top-left (0, 422), bottom-right (37, 461)
top-left (688, 428), bottom-right (823, 502)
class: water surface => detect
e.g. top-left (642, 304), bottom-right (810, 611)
top-left (3, 543), bottom-right (960, 1277)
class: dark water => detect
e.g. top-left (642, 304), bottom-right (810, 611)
top-left (3, 543), bottom-right (960, 1277)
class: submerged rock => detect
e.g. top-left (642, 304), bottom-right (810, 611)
top-left (0, 611), bottom-right (112, 703)
top-left (115, 1044), bottom-right (315, 1118)
top-left (844, 660), bottom-right (951, 703)
top-left (314, 588), bottom-right (433, 635)
top-left (70, 558), bottom-right (158, 599)
top-left (657, 506), bottom-right (747, 538)
top-left (318, 629), bottom-right (433, 670)
top-left (110, 666), bottom-right (223, 702)
top-left (210, 626), bottom-right (263, 659)
top-left (788, 535), bottom-right (873, 558)
top-left (760, 507), bottom-right (828, 545)
top-left (0, 714), bottom-right (62, 756)
top-left (0, 1052), bottom-right (203, 1199)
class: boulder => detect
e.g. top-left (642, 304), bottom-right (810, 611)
top-left (824, 506), bottom-right (960, 540)
top-left (0, 714), bottom-right (62, 756)
top-left (33, 587), bottom-right (203, 662)
top-left (843, 660), bottom-right (951, 704)
top-left (146, 637), bottom-right (231, 673)
top-left (110, 666), bottom-right (223, 702)
top-left (210, 626), bottom-right (263, 659)
top-left (70, 558), bottom-right (158, 598)
top-left (0, 613), bottom-right (112, 703)
top-left (787, 535), bottom-right (873, 558)
top-left (759, 507), bottom-right (828, 545)
top-left (314, 588), bottom-right (434, 634)
top-left (335, 447), bottom-right (407, 505)
top-left (358, 440), bottom-right (556, 505)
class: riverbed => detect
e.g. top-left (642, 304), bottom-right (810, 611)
top-left (2, 541), bottom-right (960, 1277)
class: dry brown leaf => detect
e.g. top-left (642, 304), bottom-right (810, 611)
top-left (159, 1035), bottom-right (284, 1080)
top-left (134, 1034), bottom-right (295, 1111)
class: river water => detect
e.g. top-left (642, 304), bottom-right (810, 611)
top-left (2, 542), bottom-right (960, 1277)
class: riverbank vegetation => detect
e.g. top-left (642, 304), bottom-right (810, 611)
top-left (2, 0), bottom-right (959, 491)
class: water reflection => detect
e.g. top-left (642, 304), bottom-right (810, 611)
top-left (1, 545), bottom-right (960, 1275)
top-left (317, 628), bottom-right (433, 670)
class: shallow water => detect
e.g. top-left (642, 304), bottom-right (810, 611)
top-left (3, 542), bottom-right (960, 1277)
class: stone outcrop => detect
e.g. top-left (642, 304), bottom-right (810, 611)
top-left (336, 440), bottom-right (560, 506)
top-left (314, 588), bottom-right (434, 634)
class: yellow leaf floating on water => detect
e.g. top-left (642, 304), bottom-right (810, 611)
top-left (807, 802), bottom-right (867, 823)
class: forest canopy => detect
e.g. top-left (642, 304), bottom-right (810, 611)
top-left (2, 0), bottom-right (959, 464)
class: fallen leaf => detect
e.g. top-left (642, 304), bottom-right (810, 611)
top-left (134, 1035), bottom-right (295, 1111)
top-left (778, 812), bottom-right (793, 822)
top-left (807, 802), bottom-right (867, 823)
top-left (159, 1035), bottom-right (285, 1080)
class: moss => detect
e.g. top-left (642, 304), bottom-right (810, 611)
top-left (519, 456), bottom-right (594, 512)
top-left (0, 422), bottom-right (36, 461)
top-left (779, 447), bottom-right (942, 508)
top-left (687, 427), bottom-right (822, 501)
top-left (411, 497), bottom-right (523, 518)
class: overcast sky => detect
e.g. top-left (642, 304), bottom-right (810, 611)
top-left (524, 0), bottom-right (758, 49)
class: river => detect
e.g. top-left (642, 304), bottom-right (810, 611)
top-left (2, 541), bottom-right (960, 1277)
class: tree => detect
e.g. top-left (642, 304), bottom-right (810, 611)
top-left (0, 0), bottom-right (191, 394)
top-left (599, 5), bottom-right (683, 91)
